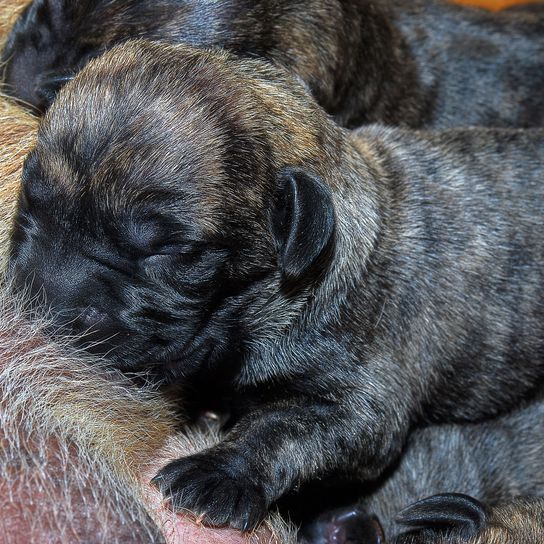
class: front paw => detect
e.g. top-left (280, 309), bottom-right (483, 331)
top-left (152, 451), bottom-right (268, 531)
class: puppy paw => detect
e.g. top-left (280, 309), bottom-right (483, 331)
top-left (152, 451), bottom-right (268, 531)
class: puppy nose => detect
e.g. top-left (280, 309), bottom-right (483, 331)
top-left (78, 307), bottom-right (109, 330)
top-left (72, 308), bottom-right (123, 354)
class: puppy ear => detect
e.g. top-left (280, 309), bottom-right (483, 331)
top-left (2, 0), bottom-right (71, 112)
top-left (271, 167), bottom-right (335, 283)
top-left (396, 493), bottom-right (487, 537)
top-left (14, 0), bottom-right (66, 38)
top-left (35, 71), bottom-right (75, 107)
top-left (31, 0), bottom-right (66, 32)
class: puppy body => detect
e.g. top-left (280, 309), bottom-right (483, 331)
top-left (394, 497), bottom-right (544, 544)
top-left (0, 90), bottom-right (294, 544)
top-left (300, 398), bottom-right (544, 542)
top-left (2, 77), bottom-right (539, 544)
top-left (9, 42), bottom-right (544, 530)
top-left (2, 0), bottom-right (544, 127)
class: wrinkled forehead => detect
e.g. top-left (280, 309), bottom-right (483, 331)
top-left (41, 55), bottom-right (230, 171)
top-left (34, 57), bottom-right (256, 235)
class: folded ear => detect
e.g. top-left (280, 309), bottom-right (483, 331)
top-left (35, 71), bottom-right (76, 108)
top-left (271, 167), bottom-right (335, 283)
top-left (396, 493), bottom-right (487, 538)
top-left (25, 0), bottom-right (66, 33)
top-left (2, 0), bottom-right (72, 112)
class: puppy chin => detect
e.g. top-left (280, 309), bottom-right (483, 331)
top-left (91, 334), bottom-right (217, 386)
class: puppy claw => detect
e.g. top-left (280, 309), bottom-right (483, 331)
top-left (154, 452), bottom-right (268, 531)
top-left (150, 473), bottom-right (165, 487)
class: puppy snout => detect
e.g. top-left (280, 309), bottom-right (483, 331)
top-left (71, 307), bottom-right (123, 346)
top-left (77, 307), bottom-right (110, 331)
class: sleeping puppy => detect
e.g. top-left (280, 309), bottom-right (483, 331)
top-left (300, 398), bottom-right (544, 542)
top-left (394, 495), bottom-right (544, 543)
top-left (0, 83), bottom-right (295, 544)
top-left (2, 0), bottom-right (544, 127)
top-left (8, 41), bottom-right (544, 531)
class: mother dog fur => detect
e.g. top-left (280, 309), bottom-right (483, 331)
top-left (9, 41), bottom-right (544, 531)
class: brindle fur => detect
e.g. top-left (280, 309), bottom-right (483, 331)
top-left (8, 41), bottom-right (544, 531)
top-left (2, 0), bottom-right (544, 127)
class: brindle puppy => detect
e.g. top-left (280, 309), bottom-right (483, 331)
top-left (393, 495), bottom-right (544, 543)
top-left (300, 398), bottom-right (544, 542)
top-left (312, 494), bottom-right (544, 543)
top-left (2, 0), bottom-right (544, 127)
top-left (8, 41), bottom-right (544, 531)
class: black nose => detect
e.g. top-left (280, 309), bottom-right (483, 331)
top-left (69, 308), bottom-right (127, 357)
top-left (77, 306), bottom-right (109, 330)
top-left (72, 307), bottom-right (122, 349)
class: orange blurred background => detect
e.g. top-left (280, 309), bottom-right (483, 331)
top-left (455, 0), bottom-right (542, 9)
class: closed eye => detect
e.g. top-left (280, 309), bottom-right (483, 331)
top-left (87, 253), bottom-right (136, 277)
top-left (140, 245), bottom-right (202, 267)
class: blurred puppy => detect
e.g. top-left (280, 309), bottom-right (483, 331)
top-left (2, 0), bottom-right (544, 127)
top-left (300, 398), bottom-right (544, 542)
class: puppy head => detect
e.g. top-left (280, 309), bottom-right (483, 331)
top-left (2, 0), bottom-right (84, 113)
top-left (9, 41), bottom-right (340, 380)
top-left (1, 0), bottom-right (185, 112)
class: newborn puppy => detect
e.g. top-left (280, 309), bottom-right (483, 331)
top-left (300, 398), bottom-right (544, 542)
top-left (0, 82), bottom-right (294, 544)
top-left (394, 495), bottom-right (544, 544)
top-left (2, 0), bottom-right (544, 127)
top-left (8, 41), bottom-right (544, 531)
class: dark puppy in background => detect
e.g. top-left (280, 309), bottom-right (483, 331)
top-left (2, 0), bottom-right (544, 127)
top-left (301, 398), bottom-right (544, 542)
top-left (392, 496), bottom-right (544, 543)
top-left (8, 41), bottom-right (544, 532)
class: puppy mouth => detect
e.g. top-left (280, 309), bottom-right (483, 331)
top-left (113, 331), bottom-right (217, 384)
top-left (69, 306), bottom-right (223, 382)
